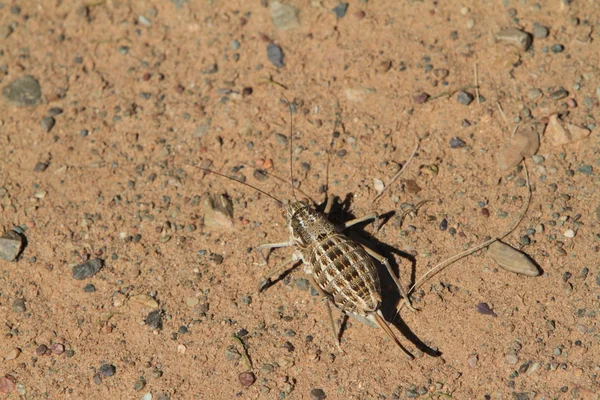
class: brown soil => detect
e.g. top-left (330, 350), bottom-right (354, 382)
top-left (0, 1), bottom-right (599, 399)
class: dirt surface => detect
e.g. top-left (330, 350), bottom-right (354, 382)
top-left (0, 0), bottom-right (599, 399)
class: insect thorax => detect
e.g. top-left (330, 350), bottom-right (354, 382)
top-left (286, 201), bottom-right (337, 248)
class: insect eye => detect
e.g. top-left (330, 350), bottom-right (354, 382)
top-left (281, 209), bottom-right (287, 219)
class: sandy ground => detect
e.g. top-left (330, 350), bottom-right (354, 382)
top-left (0, 0), bottom-right (599, 399)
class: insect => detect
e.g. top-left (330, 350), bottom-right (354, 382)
top-left (192, 99), bottom-right (416, 357)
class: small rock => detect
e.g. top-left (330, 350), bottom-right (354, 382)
top-left (270, 1), bottom-right (300, 30)
top-left (527, 88), bottom-right (543, 100)
top-left (373, 178), bottom-right (384, 194)
top-left (34, 161), bottom-right (49, 172)
top-left (497, 129), bottom-right (539, 171)
top-left (545, 115), bottom-right (590, 146)
top-left (564, 229), bottom-right (575, 238)
top-left (47, 107), bottom-right (63, 116)
top-left (225, 346), bottom-right (242, 361)
top-left (506, 354), bottom-right (519, 364)
top-left (72, 258), bottom-right (103, 280)
top-left (457, 91), bottom-right (474, 105)
top-left (532, 24), bottom-right (549, 38)
top-left (413, 92), bottom-right (430, 104)
top-left (4, 348), bottom-right (21, 361)
top-left (487, 240), bottom-right (540, 276)
top-left (577, 165), bottom-right (592, 175)
top-left (12, 298), bottom-right (26, 313)
top-left (332, 3), bottom-right (349, 18)
top-left (83, 284), bottom-right (96, 293)
top-left (51, 343), bottom-right (65, 355)
top-left (467, 354), bottom-right (478, 368)
top-left (201, 63), bottom-right (218, 74)
top-left (238, 371), bottom-right (256, 387)
top-left (450, 137), bottom-right (466, 148)
top-left (0, 230), bottom-right (24, 261)
top-left (551, 44), bottom-right (564, 53)
top-left (145, 310), bottom-right (163, 330)
top-left (130, 294), bottom-right (159, 309)
top-left (433, 69), bottom-right (449, 79)
top-left (495, 28), bottom-right (533, 51)
top-left (203, 194), bottom-right (234, 229)
top-left (35, 344), bottom-right (49, 356)
top-left (41, 116), bottom-right (56, 133)
top-left (0, 376), bottom-right (16, 394)
top-left (99, 363), bottom-right (116, 377)
top-left (2, 75), bottom-right (42, 106)
top-left (253, 169), bottom-right (269, 182)
top-left (476, 302), bottom-right (497, 317)
top-left (141, 393), bottom-right (153, 400)
top-left (267, 42), bottom-right (285, 68)
top-left (0, 25), bottom-right (13, 39)
top-left (549, 88), bottom-right (568, 100)
top-left (310, 388), bottom-right (327, 400)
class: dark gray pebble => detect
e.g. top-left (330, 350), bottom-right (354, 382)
top-left (336, 149), bottom-right (347, 157)
top-left (520, 235), bottom-right (530, 245)
top-left (450, 137), bottom-right (466, 148)
top-left (2, 75), bottom-right (42, 106)
top-left (72, 258), bottom-right (103, 280)
top-left (577, 165), bottom-right (592, 175)
top-left (295, 278), bottom-right (310, 291)
top-left (549, 88), bottom-right (568, 100)
top-left (34, 161), bottom-right (49, 172)
top-left (332, 3), bottom-right (348, 18)
top-left (0, 230), bottom-right (24, 261)
top-left (41, 116), bottom-right (56, 133)
top-left (99, 363), bottom-right (116, 377)
top-left (476, 302), bottom-right (497, 317)
top-left (439, 218), bottom-right (448, 231)
top-left (83, 284), bottom-right (96, 293)
top-left (267, 42), bottom-right (285, 68)
top-left (457, 91), bottom-right (474, 105)
top-left (275, 132), bottom-right (288, 146)
top-left (79, 129), bottom-right (90, 137)
top-left (551, 44), bottom-right (564, 53)
top-left (253, 169), bottom-right (269, 182)
top-left (310, 388), bottom-right (326, 400)
top-left (47, 107), bottom-right (64, 117)
top-left (12, 298), bottom-right (26, 313)
top-left (145, 310), bottom-right (163, 330)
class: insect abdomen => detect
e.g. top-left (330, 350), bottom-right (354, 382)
top-left (307, 234), bottom-right (381, 315)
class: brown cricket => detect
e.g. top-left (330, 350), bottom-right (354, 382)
top-left (193, 99), bottom-right (416, 357)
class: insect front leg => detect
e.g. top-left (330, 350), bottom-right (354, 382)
top-left (361, 244), bottom-right (418, 312)
top-left (339, 213), bottom-right (380, 234)
top-left (255, 241), bottom-right (295, 265)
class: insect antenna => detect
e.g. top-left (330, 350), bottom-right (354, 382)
top-left (281, 94), bottom-right (297, 201)
top-left (185, 163), bottom-right (284, 205)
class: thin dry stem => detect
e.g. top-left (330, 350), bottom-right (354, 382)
top-left (474, 63), bottom-right (481, 104)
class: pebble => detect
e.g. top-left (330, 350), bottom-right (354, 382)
top-left (527, 88), bottom-right (543, 100)
top-left (310, 388), bottom-right (327, 400)
top-left (532, 24), bottom-right (549, 38)
top-left (12, 298), bottom-right (26, 313)
top-left (4, 348), bottom-right (20, 361)
top-left (47, 107), bottom-right (64, 116)
top-left (577, 165), bottom-right (592, 175)
top-left (467, 354), bottom-right (478, 368)
top-left (145, 310), bottom-right (163, 330)
top-left (564, 229), bottom-right (575, 238)
top-left (72, 258), bottom-right (103, 280)
top-left (141, 393), bottom-right (152, 400)
top-left (551, 44), bottom-right (565, 53)
top-left (439, 218), bottom-right (448, 231)
top-left (269, 1), bottom-right (300, 30)
top-left (495, 28), bottom-right (533, 51)
top-left (2, 75), bottom-right (42, 106)
top-left (450, 137), bottom-right (466, 148)
top-left (99, 363), bottom-right (116, 377)
top-left (238, 372), bottom-right (256, 387)
top-left (549, 88), bottom-right (568, 100)
top-left (0, 230), bottom-right (24, 261)
top-left (253, 169), bottom-right (269, 182)
top-left (0, 376), bottom-right (15, 394)
top-left (506, 354), bottom-right (519, 364)
top-left (275, 132), bottom-right (288, 146)
top-left (267, 42), bottom-right (285, 68)
top-left (332, 3), bottom-right (348, 18)
top-left (457, 91), bottom-right (474, 105)
top-left (41, 116), bottom-right (56, 133)
top-left (413, 92), bottom-right (430, 104)
top-left (51, 343), bottom-right (65, 355)
top-left (35, 344), bottom-right (49, 356)
top-left (203, 194), bottom-right (234, 229)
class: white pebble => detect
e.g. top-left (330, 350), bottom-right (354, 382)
top-left (141, 393), bottom-right (152, 400)
top-left (564, 229), bottom-right (575, 238)
top-left (373, 178), bottom-right (385, 194)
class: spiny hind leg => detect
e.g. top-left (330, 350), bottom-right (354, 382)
top-left (324, 193), bottom-right (335, 215)
top-left (255, 241), bottom-right (295, 265)
top-left (307, 274), bottom-right (344, 353)
top-left (361, 244), bottom-right (417, 312)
